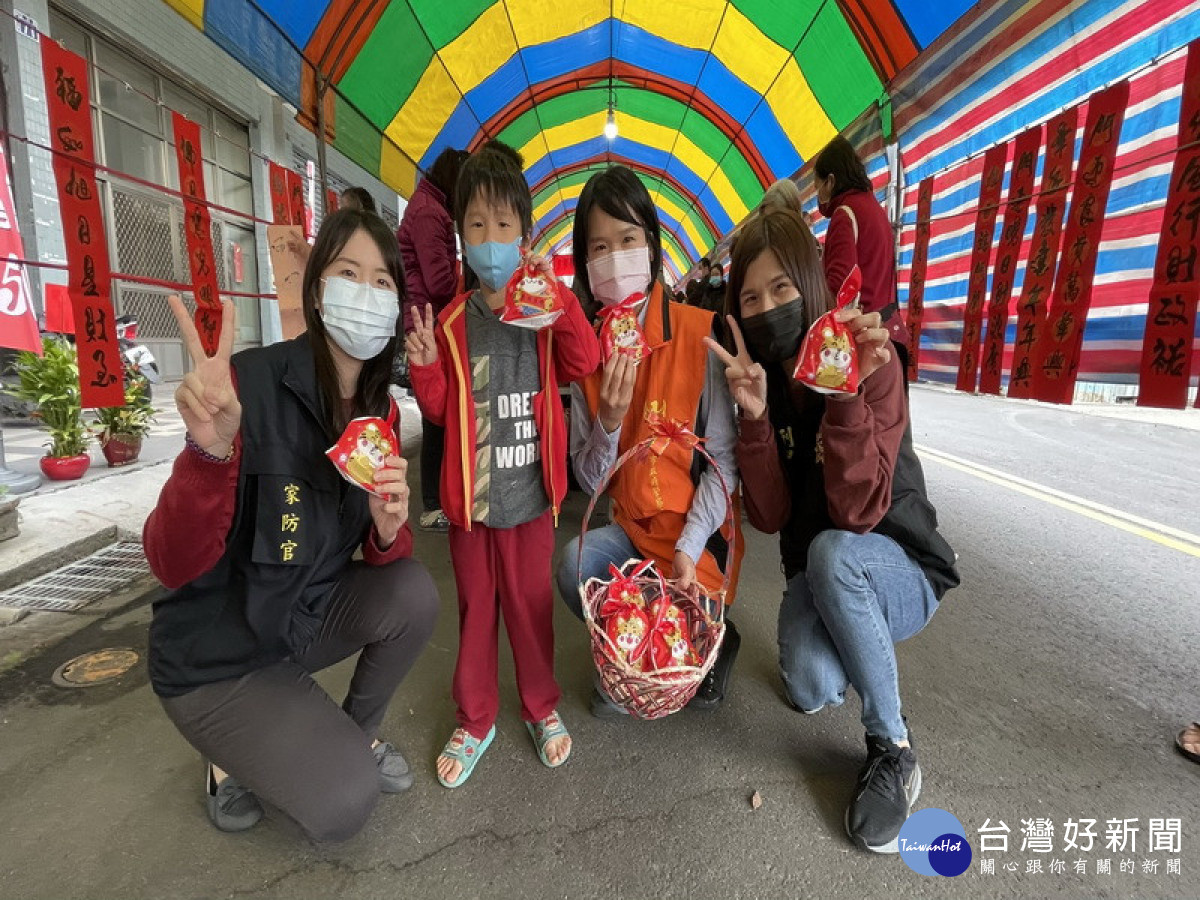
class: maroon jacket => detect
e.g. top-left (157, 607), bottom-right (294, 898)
top-left (822, 189), bottom-right (910, 350)
top-left (397, 178), bottom-right (458, 333)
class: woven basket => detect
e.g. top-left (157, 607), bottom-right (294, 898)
top-left (577, 416), bottom-right (735, 720)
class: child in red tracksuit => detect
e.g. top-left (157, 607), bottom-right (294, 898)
top-left (406, 142), bottom-right (600, 788)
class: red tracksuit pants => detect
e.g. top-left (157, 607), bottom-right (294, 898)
top-left (448, 510), bottom-right (560, 739)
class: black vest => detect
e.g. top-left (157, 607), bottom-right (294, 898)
top-left (766, 367), bottom-right (960, 600)
top-left (149, 335), bottom-right (375, 697)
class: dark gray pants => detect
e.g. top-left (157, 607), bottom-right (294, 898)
top-left (160, 558), bottom-right (438, 842)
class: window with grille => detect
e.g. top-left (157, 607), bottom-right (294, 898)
top-left (49, 8), bottom-right (261, 346)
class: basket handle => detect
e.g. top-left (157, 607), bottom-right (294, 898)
top-left (575, 415), bottom-right (737, 610)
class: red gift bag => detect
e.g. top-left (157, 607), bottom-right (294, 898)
top-left (325, 416), bottom-right (398, 494)
top-left (499, 262), bottom-right (563, 330)
top-left (793, 266), bottom-right (862, 395)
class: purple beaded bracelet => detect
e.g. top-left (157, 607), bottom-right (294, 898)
top-left (185, 432), bottom-right (234, 463)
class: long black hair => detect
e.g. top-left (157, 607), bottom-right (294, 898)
top-left (571, 166), bottom-right (663, 312)
top-left (428, 146), bottom-right (468, 218)
top-left (813, 135), bottom-right (873, 198)
top-left (301, 208), bottom-right (404, 436)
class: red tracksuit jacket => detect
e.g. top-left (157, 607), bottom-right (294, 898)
top-left (409, 284), bottom-right (600, 530)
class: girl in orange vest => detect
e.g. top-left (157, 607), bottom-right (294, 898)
top-left (553, 166), bottom-right (743, 713)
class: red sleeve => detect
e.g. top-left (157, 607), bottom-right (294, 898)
top-left (363, 521), bottom-right (413, 564)
top-left (549, 283), bottom-right (601, 383)
top-left (822, 204), bottom-right (858, 298)
top-left (142, 436), bottom-right (242, 589)
top-left (409, 318), bottom-right (453, 425)
top-left (734, 413), bottom-right (791, 534)
top-left (820, 353), bottom-right (906, 532)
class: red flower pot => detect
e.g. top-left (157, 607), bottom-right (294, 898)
top-left (100, 434), bottom-right (143, 467)
top-left (39, 453), bottom-right (91, 481)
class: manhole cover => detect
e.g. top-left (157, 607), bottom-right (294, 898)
top-left (51, 648), bottom-right (140, 687)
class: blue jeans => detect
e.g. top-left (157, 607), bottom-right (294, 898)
top-left (556, 523), bottom-right (639, 621)
top-left (779, 530), bottom-right (938, 744)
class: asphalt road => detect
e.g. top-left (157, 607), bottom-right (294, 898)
top-left (0, 385), bottom-right (1197, 899)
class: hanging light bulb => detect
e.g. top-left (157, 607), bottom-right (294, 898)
top-left (604, 103), bottom-right (618, 141)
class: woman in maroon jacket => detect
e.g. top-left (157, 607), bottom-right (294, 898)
top-left (813, 136), bottom-right (911, 371)
top-left (397, 147), bottom-right (468, 531)
top-left (705, 206), bottom-right (957, 856)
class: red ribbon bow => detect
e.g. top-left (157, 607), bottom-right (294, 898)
top-left (597, 291), bottom-right (646, 326)
top-left (643, 412), bottom-right (704, 457)
top-left (600, 559), bottom-right (659, 615)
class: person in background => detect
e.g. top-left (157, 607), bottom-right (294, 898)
top-left (339, 187), bottom-right (377, 214)
top-left (760, 178), bottom-right (821, 258)
top-left (406, 142), bottom-right (599, 788)
top-left (685, 256), bottom-right (711, 305)
top-left (698, 261), bottom-right (726, 315)
top-left (144, 209), bottom-right (438, 842)
top-left (708, 205), bottom-right (957, 854)
top-left (397, 146), bottom-right (469, 532)
top-left (555, 165), bottom-right (743, 714)
top-left (813, 136), bottom-right (909, 371)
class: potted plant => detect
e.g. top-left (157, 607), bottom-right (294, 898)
top-left (6, 336), bottom-right (91, 480)
top-left (91, 370), bottom-right (156, 466)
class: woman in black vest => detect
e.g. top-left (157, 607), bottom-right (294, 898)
top-left (144, 209), bottom-right (438, 842)
top-left (706, 207), bottom-right (958, 855)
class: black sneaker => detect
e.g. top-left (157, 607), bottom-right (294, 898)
top-left (206, 763), bottom-right (263, 833)
top-left (589, 686), bottom-right (630, 718)
top-left (687, 618), bottom-right (740, 710)
top-left (373, 741), bottom-right (415, 793)
top-left (845, 731), bottom-right (922, 853)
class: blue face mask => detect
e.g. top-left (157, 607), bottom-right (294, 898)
top-left (464, 238), bottom-right (522, 291)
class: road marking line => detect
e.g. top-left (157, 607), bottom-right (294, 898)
top-left (915, 444), bottom-right (1200, 558)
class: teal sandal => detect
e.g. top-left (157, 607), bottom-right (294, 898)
top-left (525, 710), bottom-right (572, 769)
top-left (436, 725), bottom-right (495, 788)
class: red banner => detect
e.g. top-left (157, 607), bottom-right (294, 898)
top-left (905, 177), bottom-right (934, 382)
top-left (1138, 39), bottom-right (1200, 409)
top-left (286, 169), bottom-right (309, 238)
top-left (40, 40), bottom-right (124, 408)
top-left (172, 112), bottom-right (222, 356)
top-left (0, 144), bottom-right (41, 354)
top-left (980, 125), bottom-right (1043, 394)
top-left (1034, 81), bottom-right (1130, 404)
top-left (326, 188), bottom-right (339, 215)
top-left (956, 142), bottom-right (1009, 392)
top-left (43, 284), bottom-right (74, 334)
top-left (268, 161), bottom-right (290, 224)
top-left (1009, 107), bottom-right (1078, 399)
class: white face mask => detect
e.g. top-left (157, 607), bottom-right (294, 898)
top-left (320, 275), bottom-right (399, 361)
top-left (586, 246), bottom-right (652, 307)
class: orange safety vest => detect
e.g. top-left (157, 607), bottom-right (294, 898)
top-left (582, 284), bottom-right (744, 601)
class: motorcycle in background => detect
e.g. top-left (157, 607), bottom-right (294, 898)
top-left (115, 315), bottom-right (159, 399)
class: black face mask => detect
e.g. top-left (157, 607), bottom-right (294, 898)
top-left (740, 297), bottom-right (806, 363)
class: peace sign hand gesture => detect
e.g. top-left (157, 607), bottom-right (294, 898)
top-left (703, 315), bottom-right (768, 421)
top-left (404, 303), bottom-right (438, 367)
top-left (169, 295), bottom-right (241, 458)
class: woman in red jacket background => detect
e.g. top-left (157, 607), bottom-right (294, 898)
top-left (813, 136), bottom-right (911, 371)
top-left (397, 146), bottom-right (468, 531)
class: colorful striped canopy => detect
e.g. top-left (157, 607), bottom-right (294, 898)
top-left (163, 0), bottom-right (978, 274)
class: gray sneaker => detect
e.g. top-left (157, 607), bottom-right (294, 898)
top-left (206, 764), bottom-right (263, 833)
top-left (373, 741), bottom-right (414, 793)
